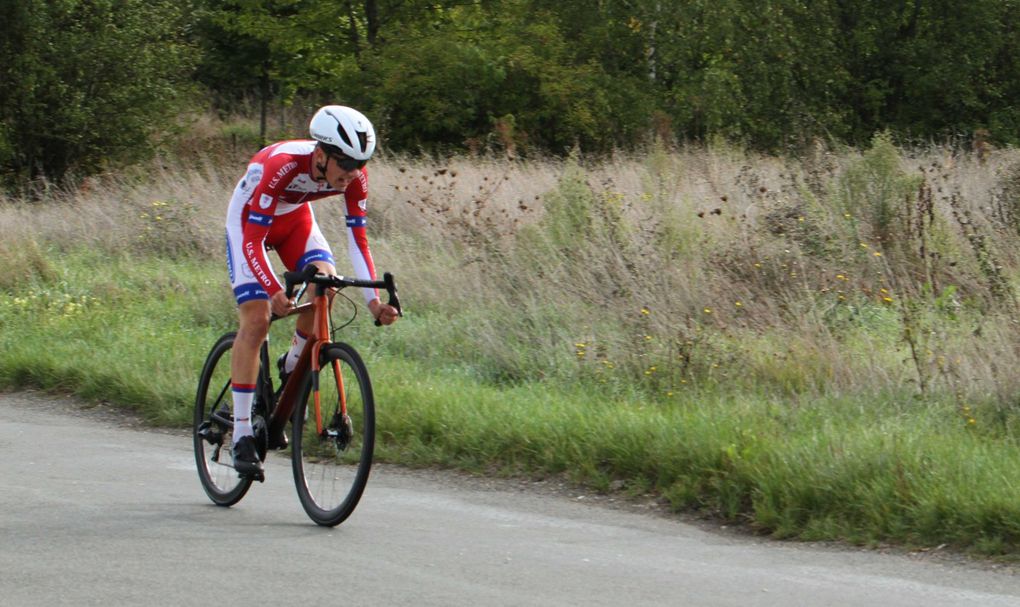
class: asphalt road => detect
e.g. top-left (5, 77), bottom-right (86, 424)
top-left (1, 391), bottom-right (1019, 606)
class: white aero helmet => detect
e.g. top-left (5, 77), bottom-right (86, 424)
top-left (309, 105), bottom-right (376, 161)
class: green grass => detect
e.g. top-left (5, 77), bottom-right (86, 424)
top-left (0, 252), bottom-right (229, 422)
top-left (4, 246), bottom-right (1020, 557)
top-left (6, 141), bottom-right (1020, 558)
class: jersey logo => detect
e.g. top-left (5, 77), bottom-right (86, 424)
top-left (268, 161), bottom-right (298, 190)
top-left (285, 174), bottom-right (327, 193)
top-left (259, 194), bottom-right (273, 209)
top-left (245, 165), bottom-right (263, 186)
top-left (247, 211), bottom-right (273, 226)
top-left (358, 198), bottom-right (367, 211)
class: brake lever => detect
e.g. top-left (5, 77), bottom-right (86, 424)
top-left (375, 272), bottom-right (402, 327)
top-left (285, 264), bottom-right (321, 299)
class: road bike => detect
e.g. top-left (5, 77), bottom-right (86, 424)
top-left (193, 266), bottom-right (401, 526)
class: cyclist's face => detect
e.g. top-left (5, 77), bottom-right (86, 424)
top-left (316, 148), bottom-right (362, 191)
top-left (325, 156), bottom-right (361, 191)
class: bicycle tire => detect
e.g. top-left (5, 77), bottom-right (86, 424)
top-left (194, 332), bottom-right (253, 506)
top-left (291, 342), bottom-right (375, 526)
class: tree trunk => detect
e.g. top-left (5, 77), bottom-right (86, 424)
top-left (365, 0), bottom-right (379, 46)
top-left (346, 0), bottom-right (361, 62)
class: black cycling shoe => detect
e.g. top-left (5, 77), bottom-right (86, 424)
top-left (232, 435), bottom-right (265, 479)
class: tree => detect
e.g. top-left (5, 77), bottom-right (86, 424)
top-left (170, 0), bottom-right (1020, 153)
top-left (0, 0), bottom-right (198, 186)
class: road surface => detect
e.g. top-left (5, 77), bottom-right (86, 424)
top-left (1, 392), bottom-right (1018, 606)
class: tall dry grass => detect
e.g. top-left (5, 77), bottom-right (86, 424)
top-left (5, 137), bottom-right (1020, 414)
top-left (368, 138), bottom-right (1020, 416)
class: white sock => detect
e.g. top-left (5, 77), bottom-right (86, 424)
top-left (284, 329), bottom-right (308, 374)
top-left (231, 382), bottom-right (255, 442)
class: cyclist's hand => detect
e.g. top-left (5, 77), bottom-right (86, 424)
top-left (270, 290), bottom-right (293, 317)
top-left (368, 298), bottom-right (399, 326)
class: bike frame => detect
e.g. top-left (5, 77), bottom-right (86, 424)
top-left (266, 287), bottom-right (336, 441)
top-left (266, 268), bottom-right (399, 443)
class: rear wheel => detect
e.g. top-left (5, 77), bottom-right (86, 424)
top-left (291, 343), bottom-right (375, 526)
top-left (194, 333), bottom-right (253, 506)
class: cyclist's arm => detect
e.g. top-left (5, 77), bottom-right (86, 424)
top-left (343, 170), bottom-right (381, 305)
top-left (242, 159), bottom-right (298, 299)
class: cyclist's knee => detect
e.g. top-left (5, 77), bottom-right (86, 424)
top-left (307, 261), bottom-right (337, 301)
top-left (237, 301), bottom-right (271, 345)
top-left (308, 260), bottom-right (335, 275)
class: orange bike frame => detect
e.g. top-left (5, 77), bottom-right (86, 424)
top-left (266, 286), bottom-right (346, 440)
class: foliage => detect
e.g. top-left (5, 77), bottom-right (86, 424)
top-left (356, 7), bottom-right (654, 154)
top-left (838, 132), bottom-right (923, 249)
top-left (7, 0), bottom-right (1020, 186)
top-left (0, 0), bottom-right (198, 186)
top-left (185, 0), bottom-right (1020, 157)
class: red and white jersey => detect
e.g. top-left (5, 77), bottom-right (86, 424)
top-left (225, 140), bottom-right (377, 302)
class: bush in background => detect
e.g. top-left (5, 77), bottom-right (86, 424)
top-left (0, 0), bottom-right (198, 188)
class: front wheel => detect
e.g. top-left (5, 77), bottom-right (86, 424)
top-left (291, 342), bottom-right (375, 526)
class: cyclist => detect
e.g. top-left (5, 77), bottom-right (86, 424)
top-left (224, 105), bottom-right (399, 477)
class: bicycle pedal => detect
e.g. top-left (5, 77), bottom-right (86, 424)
top-left (239, 470), bottom-right (266, 483)
top-left (197, 421), bottom-right (223, 446)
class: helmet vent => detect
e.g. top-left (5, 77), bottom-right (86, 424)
top-left (336, 122), bottom-right (353, 148)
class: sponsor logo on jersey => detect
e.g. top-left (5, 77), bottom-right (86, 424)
top-left (285, 174), bottom-right (325, 192)
top-left (259, 194), bottom-right (273, 210)
top-left (233, 283), bottom-right (269, 304)
top-left (268, 161), bottom-right (298, 190)
top-left (358, 198), bottom-right (367, 211)
top-left (298, 249), bottom-right (334, 270)
top-left (244, 241), bottom-right (273, 288)
top-left (247, 211), bottom-right (273, 226)
top-left (245, 165), bottom-right (263, 186)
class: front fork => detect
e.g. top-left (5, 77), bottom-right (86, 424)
top-left (310, 288), bottom-right (352, 448)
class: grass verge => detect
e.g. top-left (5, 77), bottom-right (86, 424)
top-left (2, 247), bottom-right (1020, 558)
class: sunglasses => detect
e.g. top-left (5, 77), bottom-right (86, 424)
top-left (330, 154), bottom-right (367, 172)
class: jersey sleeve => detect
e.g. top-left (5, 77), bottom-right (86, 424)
top-left (344, 169), bottom-right (380, 304)
top-left (242, 156), bottom-right (300, 297)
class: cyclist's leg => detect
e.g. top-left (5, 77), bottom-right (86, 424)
top-left (225, 200), bottom-right (273, 474)
top-left (274, 206), bottom-right (336, 372)
top-left (293, 260), bottom-right (336, 331)
top-left (231, 300), bottom-right (271, 430)
top-left (226, 301), bottom-right (271, 476)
